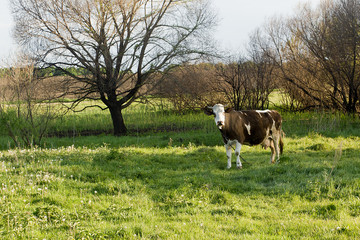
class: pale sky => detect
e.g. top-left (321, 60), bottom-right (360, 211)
top-left (0, 0), bottom-right (322, 65)
top-left (211, 0), bottom-right (322, 52)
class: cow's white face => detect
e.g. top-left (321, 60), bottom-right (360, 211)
top-left (211, 104), bottom-right (226, 129)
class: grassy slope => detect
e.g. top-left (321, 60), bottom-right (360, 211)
top-left (0, 103), bottom-right (360, 239)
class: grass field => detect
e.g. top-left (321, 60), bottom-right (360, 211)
top-left (0, 101), bottom-right (360, 239)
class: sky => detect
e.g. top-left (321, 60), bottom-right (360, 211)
top-left (0, 0), bottom-right (322, 65)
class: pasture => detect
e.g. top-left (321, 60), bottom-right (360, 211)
top-left (0, 102), bottom-right (359, 239)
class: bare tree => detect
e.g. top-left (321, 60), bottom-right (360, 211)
top-left (11, 0), bottom-right (216, 135)
top-left (247, 40), bottom-right (276, 109)
top-left (214, 56), bottom-right (251, 110)
top-left (318, 0), bottom-right (360, 113)
top-left (214, 52), bottom-right (275, 111)
top-left (254, 0), bottom-right (360, 113)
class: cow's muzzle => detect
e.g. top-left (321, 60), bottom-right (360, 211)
top-left (217, 121), bottom-right (224, 129)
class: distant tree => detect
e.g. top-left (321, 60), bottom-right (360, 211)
top-left (157, 63), bottom-right (221, 112)
top-left (11, 0), bottom-right (216, 135)
top-left (214, 52), bottom-right (275, 111)
top-left (254, 0), bottom-right (360, 113)
top-left (214, 57), bottom-right (252, 110)
top-left (247, 40), bottom-right (276, 109)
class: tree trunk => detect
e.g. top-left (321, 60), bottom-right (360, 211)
top-left (108, 105), bottom-right (127, 136)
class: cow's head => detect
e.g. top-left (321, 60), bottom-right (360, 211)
top-left (204, 104), bottom-right (232, 129)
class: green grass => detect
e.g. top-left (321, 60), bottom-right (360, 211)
top-left (0, 101), bottom-right (359, 239)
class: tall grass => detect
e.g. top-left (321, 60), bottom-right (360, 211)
top-left (282, 110), bottom-right (360, 138)
top-left (0, 99), bottom-right (359, 149)
top-left (50, 99), bottom-right (360, 136)
top-left (43, 101), bottom-right (214, 136)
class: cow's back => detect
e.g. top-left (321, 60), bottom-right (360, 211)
top-left (223, 110), bottom-right (281, 146)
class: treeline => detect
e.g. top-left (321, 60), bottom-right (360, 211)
top-left (251, 0), bottom-right (360, 113)
top-left (2, 0), bottom-right (360, 115)
top-left (155, 61), bottom-right (277, 112)
top-left (53, 0), bottom-right (360, 113)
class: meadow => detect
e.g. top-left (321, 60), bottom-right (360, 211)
top-left (0, 101), bottom-right (360, 239)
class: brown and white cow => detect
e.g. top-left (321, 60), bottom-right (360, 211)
top-left (204, 104), bottom-right (284, 169)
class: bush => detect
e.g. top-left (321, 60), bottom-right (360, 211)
top-left (0, 54), bottom-right (59, 147)
top-left (156, 64), bottom-right (225, 112)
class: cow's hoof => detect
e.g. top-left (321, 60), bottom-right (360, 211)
top-left (237, 166), bottom-right (242, 169)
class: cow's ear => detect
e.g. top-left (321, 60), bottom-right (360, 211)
top-left (225, 107), bottom-right (233, 113)
top-left (203, 106), bottom-right (214, 116)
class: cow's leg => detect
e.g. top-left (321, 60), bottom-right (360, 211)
top-left (234, 141), bottom-right (242, 169)
top-left (273, 133), bottom-right (281, 163)
top-left (225, 144), bottom-right (232, 169)
top-left (269, 140), bottom-right (276, 164)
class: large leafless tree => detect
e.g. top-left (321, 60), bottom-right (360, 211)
top-left (11, 0), bottom-right (216, 135)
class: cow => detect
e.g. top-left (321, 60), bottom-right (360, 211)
top-left (204, 104), bottom-right (284, 169)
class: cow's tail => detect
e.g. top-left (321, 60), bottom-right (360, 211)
top-left (279, 130), bottom-right (285, 154)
